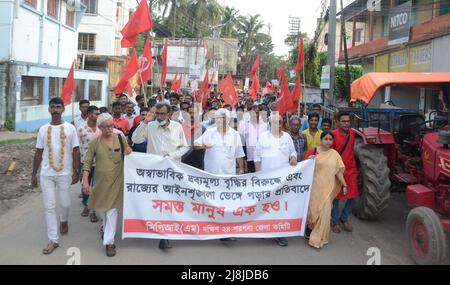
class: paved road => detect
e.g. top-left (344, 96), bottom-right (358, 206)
top-left (0, 184), bottom-right (449, 265)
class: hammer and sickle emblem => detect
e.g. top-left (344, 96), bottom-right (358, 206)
top-left (138, 56), bottom-right (151, 73)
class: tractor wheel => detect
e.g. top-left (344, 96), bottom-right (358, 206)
top-left (353, 138), bottom-right (391, 220)
top-left (406, 207), bottom-right (447, 265)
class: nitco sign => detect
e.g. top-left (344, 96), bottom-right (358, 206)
top-left (388, 1), bottom-right (412, 46)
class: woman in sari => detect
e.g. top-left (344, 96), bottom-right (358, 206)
top-left (304, 131), bottom-right (347, 249)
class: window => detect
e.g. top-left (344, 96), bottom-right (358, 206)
top-left (440, 1), bottom-right (450, 16)
top-left (66, 8), bottom-right (74, 27)
top-left (75, 79), bottom-right (85, 102)
top-left (81, 0), bottom-right (97, 15)
top-left (47, 0), bottom-right (59, 20)
top-left (21, 76), bottom-right (43, 103)
top-left (49, 77), bottom-right (64, 98)
top-left (89, 80), bottom-right (102, 101)
top-left (23, 0), bottom-right (37, 9)
top-left (78, 33), bottom-right (96, 52)
top-left (355, 29), bottom-right (362, 42)
top-left (382, 16), bottom-right (389, 37)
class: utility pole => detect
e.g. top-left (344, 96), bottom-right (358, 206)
top-left (288, 16), bottom-right (301, 45)
top-left (327, 0), bottom-right (337, 106)
top-left (340, 0), bottom-right (351, 105)
top-left (173, 1), bottom-right (177, 39)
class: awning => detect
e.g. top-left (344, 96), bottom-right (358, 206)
top-left (350, 72), bottom-right (450, 103)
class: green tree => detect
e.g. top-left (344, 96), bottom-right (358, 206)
top-left (236, 14), bottom-right (267, 75)
top-left (334, 65), bottom-right (363, 102)
top-left (220, 6), bottom-right (239, 38)
top-left (187, 0), bottom-right (223, 37)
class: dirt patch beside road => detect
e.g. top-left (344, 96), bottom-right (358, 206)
top-left (0, 141), bottom-right (37, 215)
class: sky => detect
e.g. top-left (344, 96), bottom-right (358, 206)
top-left (221, 0), bottom-right (354, 56)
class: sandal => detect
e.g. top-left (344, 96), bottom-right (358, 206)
top-left (105, 244), bottom-right (116, 257)
top-left (90, 212), bottom-right (98, 223)
top-left (341, 219), bottom-right (353, 232)
top-left (81, 207), bottom-right (89, 217)
top-left (332, 224), bottom-right (341, 234)
top-left (42, 242), bottom-right (59, 255)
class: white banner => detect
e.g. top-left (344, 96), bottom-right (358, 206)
top-left (123, 153), bottom-right (314, 240)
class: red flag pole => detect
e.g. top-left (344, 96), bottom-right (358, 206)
top-left (71, 60), bottom-right (75, 123)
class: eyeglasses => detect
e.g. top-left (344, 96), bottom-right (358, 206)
top-left (156, 112), bottom-right (168, 116)
top-left (102, 124), bottom-right (114, 129)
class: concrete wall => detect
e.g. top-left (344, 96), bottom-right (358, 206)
top-left (204, 38), bottom-right (239, 75)
top-left (153, 39), bottom-right (208, 87)
top-left (10, 63), bottom-right (108, 131)
top-left (78, 0), bottom-right (136, 57)
top-left (432, 34), bottom-right (450, 71)
top-left (0, 1), bottom-right (14, 62)
top-left (3, 1), bottom-right (82, 68)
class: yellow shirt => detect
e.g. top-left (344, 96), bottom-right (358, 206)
top-left (302, 129), bottom-right (323, 154)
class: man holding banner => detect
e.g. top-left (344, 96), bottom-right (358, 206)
top-left (132, 102), bottom-right (189, 250)
top-left (194, 108), bottom-right (245, 242)
top-left (194, 108), bottom-right (245, 176)
top-left (254, 113), bottom-right (298, 247)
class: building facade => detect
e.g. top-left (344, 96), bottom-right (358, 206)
top-left (77, 0), bottom-right (136, 57)
top-left (339, 0), bottom-right (450, 110)
top-left (0, 0), bottom-right (108, 131)
top-left (153, 39), bottom-right (208, 89)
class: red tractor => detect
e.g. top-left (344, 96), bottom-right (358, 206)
top-left (346, 73), bottom-right (450, 265)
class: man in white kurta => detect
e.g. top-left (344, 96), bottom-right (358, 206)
top-left (194, 108), bottom-right (245, 242)
top-left (132, 103), bottom-right (189, 161)
top-left (195, 108), bottom-right (245, 175)
top-left (32, 97), bottom-right (80, 255)
top-left (131, 102), bottom-right (189, 250)
top-left (254, 113), bottom-right (297, 247)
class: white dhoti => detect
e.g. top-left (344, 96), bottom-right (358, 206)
top-left (100, 209), bottom-right (119, 246)
top-left (40, 175), bottom-right (72, 243)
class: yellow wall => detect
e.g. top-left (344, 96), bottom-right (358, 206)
top-left (409, 44), bottom-right (432, 72)
top-left (379, 43), bottom-right (432, 72)
top-left (390, 49), bottom-right (409, 72)
top-left (375, 54), bottom-right (389, 72)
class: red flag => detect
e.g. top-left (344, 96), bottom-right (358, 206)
top-left (295, 38), bottom-right (304, 74)
top-left (219, 73), bottom-right (238, 107)
top-left (209, 70), bottom-right (215, 85)
top-left (121, 0), bottom-right (152, 48)
top-left (277, 63), bottom-right (285, 81)
top-left (277, 73), bottom-right (295, 115)
top-left (127, 82), bottom-right (133, 97)
top-left (249, 74), bottom-right (260, 100)
top-left (172, 72), bottom-right (183, 93)
top-left (290, 76), bottom-right (302, 113)
top-left (249, 53), bottom-right (260, 77)
top-left (171, 69), bottom-right (179, 89)
top-left (114, 49), bottom-right (139, 94)
top-left (160, 40), bottom-right (168, 87)
top-left (196, 70), bottom-right (210, 108)
top-left (61, 63), bottom-right (76, 106)
top-left (138, 38), bottom-right (154, 85)
top-left (265, 81), bottom-right (274, 95)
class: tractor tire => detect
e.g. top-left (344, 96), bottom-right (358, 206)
top-left (406, 207), bottom-right (447, 265)
top-left (353, 138), bottom-right (391, 220)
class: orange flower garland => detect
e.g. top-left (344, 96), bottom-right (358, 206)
top-left (47, 125), bottom-right (66, 172)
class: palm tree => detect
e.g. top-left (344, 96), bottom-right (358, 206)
top-left (236, 14), bottom-right (267, 75)
top-left (157, 0), bottom-right (188, 38)
top-left (220, 6), bottom-right (238, 38)
top-left (187, 0), bottom-right (223, 37)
